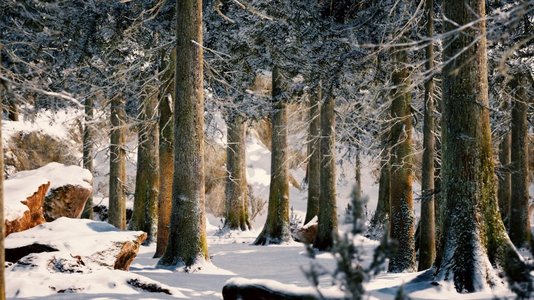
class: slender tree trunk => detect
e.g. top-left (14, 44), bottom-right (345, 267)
top-left (498, 131), bottom-right (511, 228)
top-left (352, 152), bottom-right (363, 234)
top-left (109, 97), bottom-right (127, 230)
top-left (509, 76), bottom-right (530, 248)
top-left (130, 93), bottom-right (160, 245)
top-left (314, 95), bottom-right (337, 251)
top-left (435, 0), bottom-right (527, 291)
top-left (155, 51), bottom-right (175, 258)
top-left (305, 82), bottom-right (321, 224)
top-left (82, 97), bottom-right (94, 219)
top-left (225, 114), bottom-right (251, 231)
top-left (387, 47), bottom-right (416, 273)
top-left (5, 98), bottom-right (17, 121)
top-left (371, 131), bottom-right (390, 229)
top-left (159, 0), bottom-right (209, 267)
top-left (254, 65), bottom-right (291, 245)
top-left (418, 0), bottom-right (436, 271)
top-left (0, 58), bottom-right (7, 300)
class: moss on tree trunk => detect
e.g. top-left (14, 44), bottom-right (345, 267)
top-left (314, 95), bottom-right (337, 251)
top-left (130, 92), bottom-right (160, 245)
top-left (254, 65), bottom-right (291, 245)
top-left (158, 0), bottom-right (209, 267)
top-left (225, 114), bottom-right (251, 231)
top-left (109, 97), bottom-right (127, 230)
top-left (435, 0), bottom-right (528, 292)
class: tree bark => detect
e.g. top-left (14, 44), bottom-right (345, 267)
top-left (4, 97), bottom-right (18, 121)
top-left (254, 65), bottom-right (291, 245)
top-left (130, 92), bottom-right (160, 245)
top-left (81, 97), bottom-right (94, 219)
top-left (435, 0), bottom-right (527, 292)
top-left (225, 114), bottom-right (251, 231)
top-left (0, 55), bottom-right (7, 300)
top-left (418, 0), bottom-right (436, 271)
top-left (155, 50), bottom-right (175, 258)
top-left (498, 131), bottom-right (511, 228)
top-left (305, 83), bottom-right (321, 224)
top-left (109, 97), bottom-right (127, 230)
top-left (314, 95), bottom-right (337, 251)
top-left (158, 0), bottom-right (209, 267)
top-left (387, 47), bottom-right (416, 273)
top-left (352, 153), bottom-right (363, 234)
top-left (509, 76), bottom-right (530, 248)
top-left (371, 130), bottom-right (390, 229)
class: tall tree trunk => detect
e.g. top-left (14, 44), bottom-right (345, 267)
top-left (498, 131), bottom-right (511, 228)
top-left (314, 95), bottom-right (337, 251)
top-left (418, 0), bottom-right (436, 271)
top-left (254, 65), bottom-right (291, 245)
top-left (81, 97), bottom-right (94, 219)
top-left (371, 131), bottom-right (390, 229)
top-left (509, 76), bottom-right (530, 248)
top-left (225, 114), bottom-right (251, 231)
top-left (109, 97), bottom-right (127, 230)
top-left (130, 93), bottom-right (160, 245)
top-left (352, 152), bottom-right (363, 234)
top-left (158, 0), bottom-right (209, 267)
top-left (305, 82), bottom-right (321, 224)
top-left (435, 0), bottom-right (527, 291)
top-left (387, 48), bottom-right (416, 273)
top-left (155, 51), bottom-right (175, 258)
top-left (0, 58), bottom-right (7, 300)
top-left (4, 97), bottom-right (17, 121)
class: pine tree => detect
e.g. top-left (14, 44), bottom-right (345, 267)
top-left (498, 131), bottom-right (511, 228)
top-left (0, 52), bottom-right (7, 300)
top-left (388, 47), bottom-right (416, 273)
top-left (155, 50), bottom-right (175, 258)
top-left (314, 95), bottom-right (337, 251)
top-left (130, 92), bottom-right (160, 244)
top-left (254, 65), bottom-right (292, 245)
top-left (81, 97), bottom-right (94, 219)
top-left (158, 0), bottom-right (209, 267)
top-left (435, 0), bottom-right (528, 291)
top-left (109, 96), bottom-right (127, 230)
top-left (418, 0), bottom-right (436, 271)
top-left (224, 113), bottom-right (251, 231)
top-left (509, 75), bottom-right (531, 248)
top-left (305, 83), bottom-right (321, 224)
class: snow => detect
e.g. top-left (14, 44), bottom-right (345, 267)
top-left (9, 162), bottom-right (92, 193)
top-left (4, 162), bottom-right (92, 221)
top-left (2, 110), bottom-right (528, 300)
top-left (3, 174), bottom-right (49, 221)
top-left (5, 217), bottom-right (142, 256)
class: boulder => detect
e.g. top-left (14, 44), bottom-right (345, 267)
top-left (222, 278), bottom-right (344, 300)
top-left (5, 217), bottom-right (147, 270)
top-left (292, 217), bottom-right (318, 244)
top-left (44, 184), bottom-right (92, 221)
top-left (4, 177), bottom-right (50, 236)
top-left (9, 162), bottom-right (93, 222)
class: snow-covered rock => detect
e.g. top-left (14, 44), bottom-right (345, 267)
top-left (5, 217), bottom-right (146, 270)
top-left (8, 162), bottom-right (93, 221)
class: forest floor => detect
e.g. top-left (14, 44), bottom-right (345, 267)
top-left (3, 109), bottom-right (528, 299)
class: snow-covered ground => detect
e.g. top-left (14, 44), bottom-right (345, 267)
top-left (2, 110), bottom-right (526, 299)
